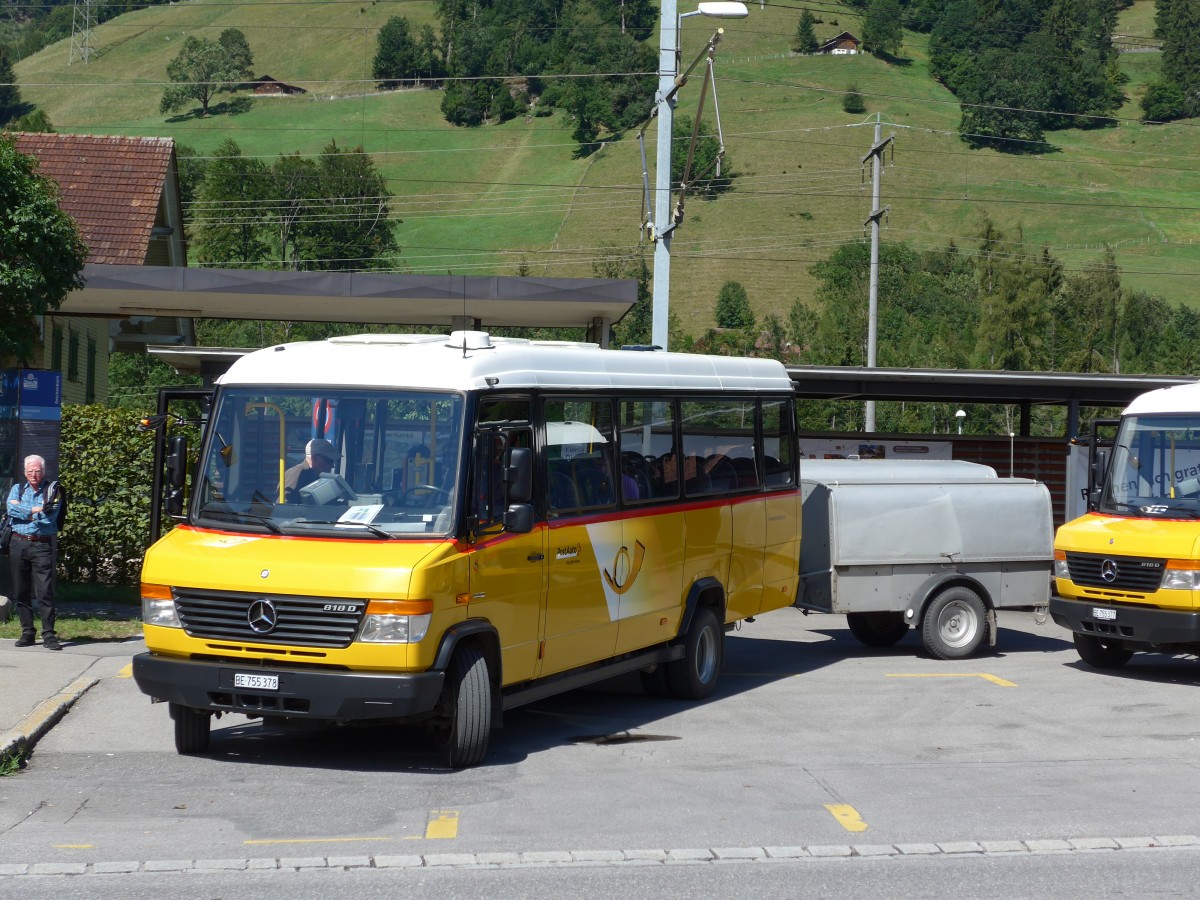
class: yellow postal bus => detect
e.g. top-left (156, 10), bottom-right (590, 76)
top-left (132, 331), bottom-right (801, 766)
top-left (1052, 380), bottom-right (1200, 668)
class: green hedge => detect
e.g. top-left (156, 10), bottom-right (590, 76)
top-left (57, 404), bottom-right (157, 585)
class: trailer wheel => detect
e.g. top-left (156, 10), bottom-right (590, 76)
top-left (921, 587), bottom-right (987, 660)
top-left (667, 607), bottom-right (724, 700)
top-left (170, 703), bottom-right (211, 755)
top-left (437, 644), bottom-right (492, 769)
top-left (846, 611), bottom-right (910, 648)
top-left (1073, 633), bottom-right (1133, 670)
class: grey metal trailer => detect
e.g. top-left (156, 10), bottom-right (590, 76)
top-left (796, 459), bottom-right (1053, 658)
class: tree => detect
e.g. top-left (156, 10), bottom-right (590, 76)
top-left (192, 138), bottom-right (272, 266)
top-left (862, 0), bottom-right (903, 58)
top-left (299, 141), bottom-right (400, 270)
top-left (218, 28), bottom-right (254, 79)
top-left (715, 281), bottom-right (754, 329)
top-left (160, 34), bottom-right (254, 117)
top-left (11, 108), bottom-right (54, 132)
top-left (374, 16), bottom-right (421, 88)
top-left (0, 46), bottom-right (31, 126)
top-left (0, 135), bottom-right (89, 364)
top-left (843, 84), bottom-right (866, 114)
top-left (793, 11), bottom-right (819, 54)
top-left (1142, 0), bottom-right (1200, 120)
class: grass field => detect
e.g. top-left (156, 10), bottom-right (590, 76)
top-left (14, 0), bottom-right (1200, 333)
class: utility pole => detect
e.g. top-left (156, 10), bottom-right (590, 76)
top-left (652, 0), bottom-right (678, 351)
top-left (862, 113), bottom-right (892, 432)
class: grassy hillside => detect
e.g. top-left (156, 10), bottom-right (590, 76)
top-left (15, 0), bottom-right (1200, 334)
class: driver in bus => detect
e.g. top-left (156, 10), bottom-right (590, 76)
top-left (284, 438), bottom-right (336, 498)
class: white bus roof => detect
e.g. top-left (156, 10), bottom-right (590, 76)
top-left (1124, 379), bottom-right (1200, 416)
top-left (218, 331), bottom-right (795, 394)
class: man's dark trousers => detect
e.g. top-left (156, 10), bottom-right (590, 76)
top-left (11, 537), bottom-right (56, 638)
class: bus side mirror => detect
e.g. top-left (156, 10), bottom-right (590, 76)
top-left (506, 447), bottom-right (533, 503)
top-left (503, 503), bottom-right (534, 534)
top-left (165, 435), bottom-right (188, 518)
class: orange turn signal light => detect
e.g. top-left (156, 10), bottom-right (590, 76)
top-left (365, 599), bottom-right (433, 616)
top-left (141, 582), bottom-right (173, 600)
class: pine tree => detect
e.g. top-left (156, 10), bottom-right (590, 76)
top-left (793, 11), bottom-right (819, 54)
top-left (715, 281), bottom-right (755, 329)
top-left (0, 46), bottom-right (27, 126)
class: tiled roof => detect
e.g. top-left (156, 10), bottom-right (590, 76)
top-left (12, 133), bottom-right (175, 265)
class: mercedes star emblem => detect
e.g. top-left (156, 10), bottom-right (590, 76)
top-left (1100, 559), bottom-right (1119, 583)
top-left (247, 598), bottom-right (279, 634)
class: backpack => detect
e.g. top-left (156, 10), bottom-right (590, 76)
top-left (44, 480), bottom-right (68, 531)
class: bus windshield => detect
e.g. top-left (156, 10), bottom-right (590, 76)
top-left (1102, 414), bottom-right (1200, 519)
top-left (193, 386), bottom-right (466, 537)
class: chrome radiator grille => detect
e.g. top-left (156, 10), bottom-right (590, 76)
top-left (173, 588), bottom-right (366, 648)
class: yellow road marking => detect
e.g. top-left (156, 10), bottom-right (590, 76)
top-left (886, 673), bottom-right (1017, 687)
top-left (54, 844), bottom-right (93, 849)
top-left (115, 664), bottom-right (133, 679)
top-left (425, 810), bottom-right (459, 840)
top-left (244, 837), bottom-right (391, 846)
top-left (825, 804), bottom-right (868, 833)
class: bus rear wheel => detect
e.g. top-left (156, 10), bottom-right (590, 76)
top-left (667, 607), bottom-right (723, 700)
top-left (1073, 633), bottom-right (1133, 669)
top-left (846, 611), bottom-right (910, 648)
top-left (438, 644), bottom-right (492, 769)
top-left (170, 703), bottom-right (211, 754)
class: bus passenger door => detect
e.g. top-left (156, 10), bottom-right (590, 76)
top-left (466, 427), bottom-right (546, 686)
top-left (539, 402), bottom-right (620, 675)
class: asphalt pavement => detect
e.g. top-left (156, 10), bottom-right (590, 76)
top-left (0, 599), bottom-right (143, 763)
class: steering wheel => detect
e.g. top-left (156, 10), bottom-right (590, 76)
top-left (403, 485), bottom-right (450, 508)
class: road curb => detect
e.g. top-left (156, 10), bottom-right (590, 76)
top-left (0, 675), bottom-right (99, 764)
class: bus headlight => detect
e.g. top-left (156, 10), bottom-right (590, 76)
top-left (358, 600), bottom-right (433, 644)
top-left (1162, 560), bottom-right (1200, 591)
top-left (141, 583), bottom-right (181, 628)
top-left (1053, 550), bottom-right (1070, 580)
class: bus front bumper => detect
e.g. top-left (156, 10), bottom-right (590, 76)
top-left (132, 652), bottom-right (445, 722)
top-left (1049, 595), bottom-right (1200, 646)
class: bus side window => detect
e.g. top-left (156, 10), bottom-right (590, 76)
top-left (544, 397), bottom-right (617, 515)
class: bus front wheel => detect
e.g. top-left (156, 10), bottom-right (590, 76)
top-left (170, 703), bottom-right (211, 754)
top-left (667, 607), bottom-right (723, 700)
top-left (438, 644), bottom-right (492, 769)
top-left (1073, 633), bottom-right (1133, 669)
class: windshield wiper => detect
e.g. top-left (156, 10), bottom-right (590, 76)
top-left (285, 518), bottom-right (395, 539)
top-left (199, 507), bottom-right (283, 533)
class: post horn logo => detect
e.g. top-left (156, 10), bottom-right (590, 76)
top-left (603, 540), bottom-right (647, 595)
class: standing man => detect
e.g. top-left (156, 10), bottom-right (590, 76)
top-left (7, 455), bottom-right (62, 650)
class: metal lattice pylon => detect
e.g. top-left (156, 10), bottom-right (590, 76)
top-left (69, 0), bottom-right (96, 65)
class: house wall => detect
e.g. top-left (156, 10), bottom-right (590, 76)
top-left (35, 317), bottom-right (111, 406)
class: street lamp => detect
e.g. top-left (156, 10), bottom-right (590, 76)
top-left (955, 409), bottom-right (966, 435)
top-left (652, 1), bottom-right (749, 350)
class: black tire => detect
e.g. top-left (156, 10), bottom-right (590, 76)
top-left (1073, 632), bottom-right (1133, 670)
top-left (170, 703), bottom-right (211, 755)
top-left (439, 644), bottom-right (492, 769)
top-left (846, 611), bottom-right (910, 648)
top-left (921, 587), bottom-right (988, 660)
top-left (667, 607), bottom-right (724, 700)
